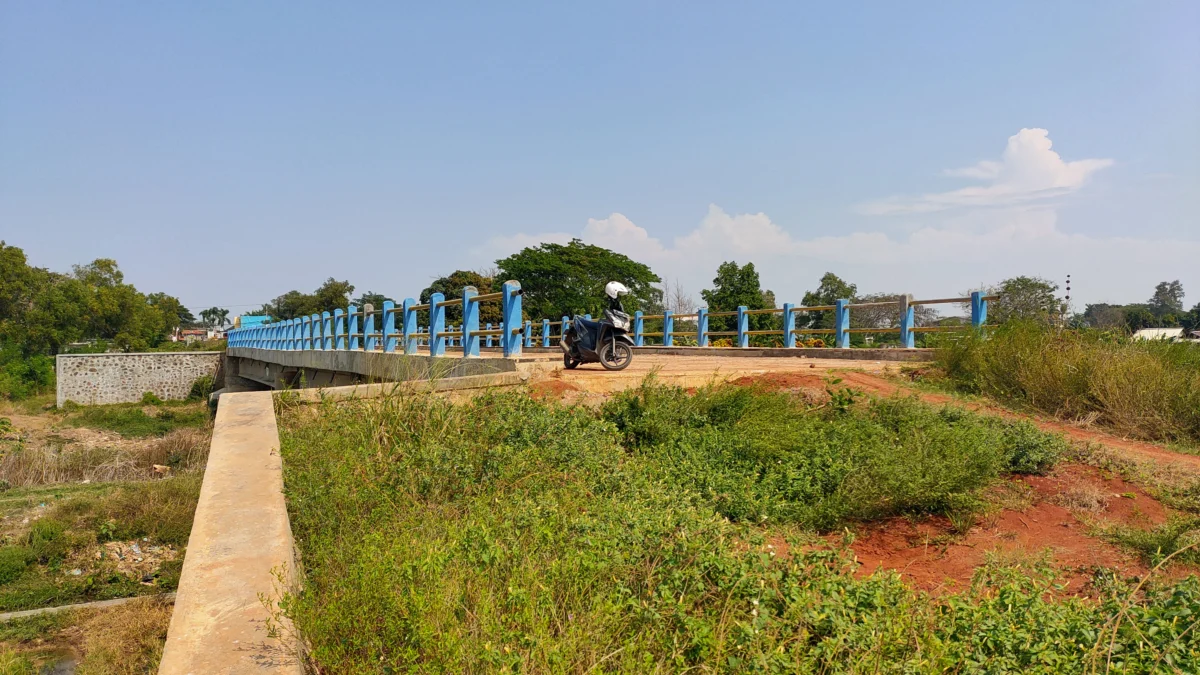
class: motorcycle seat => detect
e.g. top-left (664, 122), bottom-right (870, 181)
top-left (574, 317), bottom-right (602, 332)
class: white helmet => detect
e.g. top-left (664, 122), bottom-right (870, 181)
top-left (605, 281), bottom-right (630, 298)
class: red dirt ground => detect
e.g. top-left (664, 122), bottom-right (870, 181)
top-left (528, 379), bottom-right (582, 401)
top-left (845, 464), bottom-right (1168, 594)
top-left (731, 369), bottom-right (1200, 591)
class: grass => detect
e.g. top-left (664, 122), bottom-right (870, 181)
top-left (0, 596), bottom-right (173, 673)
top-left (0, 476), bottom-right (199, 612)
top-left (0, 427), bottom-right (209, 487)
top-left (62, 400), bottom-right (209, 438)
top-left (277, 382), bottom-right (1200, 672)
top-left (936, 322), bottom-right (1200, 445)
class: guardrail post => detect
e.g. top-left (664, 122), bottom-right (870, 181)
top-left (485, 323), bottom-right (493, 348)
top-left (898, 295), bottom-right (914, 348)
top-left (334, 309), bottom-right (345, 350)
top-left (309, 314), bottom-right (319, 350)
top-left (634, 311), bottom-right (644, 346)
top-left (737, 306), bottom-right (749, 348)
top-left (291, 319), bottom-right (300, 350)
top-left (663, 310), bottom-right (674, 346)
top-left (462, 287), bottom-right (480, 357)
top-left (835, 300), bottom-right (849, 348)
top-left (971, 291), bottom-right (987, 329)
top-left (523, 320), bottom-right (532, 348)
top-left (382, 301), bottom-right (396, 353)
top-left (561, 316), bottom-right (569, 345)
top-left (501, 280), bottom-right (522, 357)
top-left (402, 299), bottom-right (417, 354)
top-left (363, 304), bottom-right (376, 351)
top-left (697, 308), bottom-right (709, 347)
top-left (348, 305), bottom-right (360, 350)
top-left (783, 303), bottom-right (796, 348)
top-left (429, 293), bottom-right (446, 356)
top-left (541, 319), bottom-right (551, 348)
top-left (320, 311), bottom-right (331, 349)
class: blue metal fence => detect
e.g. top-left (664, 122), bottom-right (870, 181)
top-left (228, 286), bottom-right (993, 357)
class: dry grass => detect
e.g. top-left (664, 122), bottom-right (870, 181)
top-left (74, 596), bottom-right (173, 674)
top-left (1051, 480), bottom-right (1111, 514)
top-left (0, 428), bottom-right (209, 487)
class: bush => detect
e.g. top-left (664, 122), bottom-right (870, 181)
top-left (25, 518), bottom-right (74, 564)
top-left (140, 391), bottom-right (164, 405)
top-left (187, 375), bottom-right (214, 401)
top-left (0, 342), bottom-right (54, 401)
top-left (0, 548), bottom-right (31, 585)
top-left (66, 403), bottom-right (209, 438)
top-left (278, 388), bottom-right (1199, 673)
top-left (938, 322), bottom-right (1200, 444)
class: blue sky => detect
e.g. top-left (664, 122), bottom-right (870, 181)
top-left (2, 1), bottom-right (1197, 315)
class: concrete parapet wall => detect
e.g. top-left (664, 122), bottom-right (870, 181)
top-left (159, 391), bottom-right (301, 674)
top-left (56, 352), bottom-right (221, 407)
top-left (226, 347), bottom-right (524, 389)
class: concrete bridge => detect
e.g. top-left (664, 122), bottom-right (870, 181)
top-left (223, 280), bottom-right (993, 392)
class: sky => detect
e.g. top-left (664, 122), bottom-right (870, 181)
top-left (2, 1), bottom-right (1197, 317)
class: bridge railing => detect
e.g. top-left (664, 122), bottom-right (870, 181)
top-left (228, 285), bottom-right (995, 358)
top-left (628, 291), bottom-right (994, 349)
top-left (227, 280), bottom-right (529, 358)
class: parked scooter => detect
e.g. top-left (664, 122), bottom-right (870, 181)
top-left (561, 282), bottom-right (635, 371)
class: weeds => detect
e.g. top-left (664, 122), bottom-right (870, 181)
top-left (277, 384), bottom-right (1196, 672)
top-left (64, 402), bottom-right (209, 438)
top-left (0, 427), bottom-right (209, 486)
top-left (938, 322), bottom-right (1200, 444)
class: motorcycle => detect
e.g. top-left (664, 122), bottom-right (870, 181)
top-left (561, 281), bottom-right (636, 371)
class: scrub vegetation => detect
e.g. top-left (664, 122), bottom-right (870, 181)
top-left (279, 383), bottom-right (1199, 673)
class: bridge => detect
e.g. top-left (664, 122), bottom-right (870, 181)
top-left (222, 281), bottom-right (993, 391)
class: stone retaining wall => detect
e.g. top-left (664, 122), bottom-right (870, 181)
top-left (56, 352), bottom-right (222, 407)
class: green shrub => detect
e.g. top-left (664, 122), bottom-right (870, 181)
top-left (49, 475), bottom-right (202, 547)
top-left (938, 322), bottom-right (1200, 444)
top-left (278, 388), bottom-right (1200, 673)
top-left (0, 547), bottom-right (31, 585)
top-left (0, 342), bottom-right (54, 401)
top-left (187, 375), bottom-right (214, 400)
top-left (140, 391), bottom-right (164, 405)
top-left (66, 403), bottom-right (208, 438)
top-left (25, 519), bottom-right (72, 564)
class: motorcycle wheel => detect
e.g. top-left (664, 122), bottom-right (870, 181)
top-left (598, 341), bottom-right (633, 371)
top-left (564, 352), bottom-right (579, 370)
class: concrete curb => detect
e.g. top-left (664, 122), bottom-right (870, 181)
top-left (0, 593), bottom-right (175, 622)
top-left (158, 391), bottom-right (302, 675)
top-left (633, 346), bottom-right (933, 362)
top-left (275, 370), bottom-right (530, 403)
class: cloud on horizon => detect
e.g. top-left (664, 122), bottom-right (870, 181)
top-left (472, 130), bottom-right (1194, 309)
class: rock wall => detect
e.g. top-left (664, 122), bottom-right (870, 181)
top-left (56, 352), bottom-right (222, 407)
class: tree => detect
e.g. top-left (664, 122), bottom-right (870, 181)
top-left (496, 239), bottom-right (660, 320)
top-left (660, 278), bottom-right (697, 315)
top-left (1180, 303), bottom-right (1200, 334)
top-left (1124, 305), bottom-right (1158, 331)
top-left (352, 292), bottom-right (395, 312)
top-left (148, 293), bottom-right (194, 331)
top-left (1148, 280), bottom-right (1184, 318)
top-left (851, 293), bottom-right (938, 330)
top-left (258, 278), bottom-right (356, 320)
top-left (980, 276), bottom-right (1060, 325)
top-left (200, 307), bottom-right (230, 328)
top-left (700, 262), bottom-right (775, 333)
top-left (799, 272), bottom-right (857, 329)
top-left (420, 271), bottom-right (500, 324)
top-left (1082, 303), bottom-right (1126, 329)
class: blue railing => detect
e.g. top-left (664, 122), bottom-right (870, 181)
top-left (227, 286), bottom-right (993, 357)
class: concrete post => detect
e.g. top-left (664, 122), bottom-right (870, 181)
top-left (523, 320), bottom-right (532, 348)
top-left (333, 309), bottom-right (345, 350)
top-left (309, 314), bottom-right (319, 350)
top-left (402, 298), bottom-right (418, 355)
top-left (542, 319), bottom-right (551, 347)
top-left (634, 311), bottom-right (644, 346)
top-left (663, 310), bottom-right (673, 346)
top-left (697, 308), bottom-right (709, 347)
top-left (971, 291), bottom-right (987, 329)
top-left (737, 306), bottom-right (749, 348)
top-left (485, 323), bottom-right (493, 348)
top-left (462, 287), bottom-right (480, 357)
top-left (429, 293), bottom-right (446, 357)
top-left (321, 312), bottom-right (332, 350)
top-left (501, 280), bottom-right (522, 358)
top-left (348, 305), bottom-right (360, 351)
top-left (382, 301), bottom-right (397, 353)
top-left (783, 303), bottom-right (796, 348)
top-left (835, 300), bottom-right (849, 348)
top-left (363, 304), bottom-right (376, 352)
top-left (898, 295), bottom-right (915, 349)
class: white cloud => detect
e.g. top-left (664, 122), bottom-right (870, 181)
top-left (470, 130), bottom-right (1195, 308)
top-left (860, 128), bottom-right (1114, 215)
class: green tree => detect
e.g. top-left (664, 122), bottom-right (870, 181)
top-left (1180, 303), bottom-right (1200, 334)
top-left (200, 307), bottom-right (230, 328)
top-left (799, 272), bottom-right (858, 330)
top-left (420, 271), bottom-right (501, 324)
top-left (701, 261), bottom-right (776, 333)
top-left (258, 279), bottom-right (355, 321)
top-left (1082, 303), bottom-right (1126, 329)
top-left (147, 293), bottom-right (193, 332)
top-left (1148, 280), bottom-right (1185, 319)
top-left (496, 239), bottom-right (660, 319)
top-left (1124, 305), bottom-right (1159, 331)
top-left (981, 276), bottom-right (1061, 325)
top-left (352, 292), bottom-right (395, 312)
